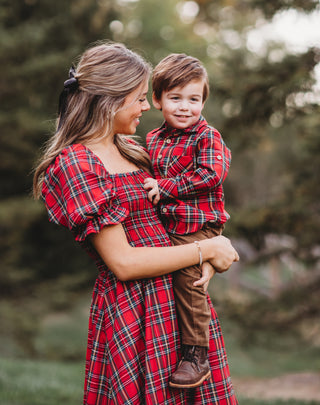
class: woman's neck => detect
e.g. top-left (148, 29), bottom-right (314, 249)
top-left (84, 135), bottom-right (139, 174)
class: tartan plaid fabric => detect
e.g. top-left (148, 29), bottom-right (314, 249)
top-left (42, 144), bottom-right (237, 404)
top-left (146, 116), bottom-right (231, 235)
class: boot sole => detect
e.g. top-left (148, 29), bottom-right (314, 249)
top-left (169, 370), bottom-right (211, 389)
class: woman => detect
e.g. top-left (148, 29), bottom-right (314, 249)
top-left (33, 41), bottom-right (239, 404)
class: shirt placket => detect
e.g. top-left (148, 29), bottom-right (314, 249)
top-left (158, 135), bottom-right (174, 177)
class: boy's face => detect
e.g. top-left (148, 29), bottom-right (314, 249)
top-left (152, 79), bottom-right (205, 130)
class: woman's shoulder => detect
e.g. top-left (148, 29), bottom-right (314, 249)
top-left (49, 144), bottom-right (106, 178)
top-left (57, 143), bottom-right (102, 165)
top-left (42, 143), bottom-right (120, 230)
top-left (43, 143), bottom-right (112, 199)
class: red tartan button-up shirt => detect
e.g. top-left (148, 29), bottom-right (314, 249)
top-left (146, 116), bottom-right (231, 235)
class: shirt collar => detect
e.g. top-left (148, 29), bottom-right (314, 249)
top-left (159, 115), bottom-right (207, 137)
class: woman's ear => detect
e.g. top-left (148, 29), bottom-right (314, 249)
top-left (152, 93), bottom-right (162, 110)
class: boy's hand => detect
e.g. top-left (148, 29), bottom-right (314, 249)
top-left (143, 177), bottom-right (160, 205)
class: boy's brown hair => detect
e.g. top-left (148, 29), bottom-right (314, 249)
top-left (152, 53), bottom-right (209, 102)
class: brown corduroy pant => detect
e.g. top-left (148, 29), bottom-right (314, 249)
top-left (169, 223), bottom-right (223, 348)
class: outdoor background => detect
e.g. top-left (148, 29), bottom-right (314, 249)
top-left (1, 0), bottom-right (320, 404)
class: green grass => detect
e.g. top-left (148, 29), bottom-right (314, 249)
top-left (220, 317), bottom-right (320, 378)
top-left (237, 399), bottom-right (320, 405)
top-left (1, 276), bottom-right (319, 404)
top-left (226, 333), bottom-right (320, 378)
top-left (33, 301), bottom-right (89, 361)
top-left (0, 358), bottom-right (84, 405)
top-left (1, 357), bottom-right (319, 405)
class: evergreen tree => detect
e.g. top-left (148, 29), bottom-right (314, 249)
top-left (0, 0), bottom-right (319, 297)
top-left (191, 0), bottom-right (320, 251)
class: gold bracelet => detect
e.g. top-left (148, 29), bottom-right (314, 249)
top-left (194, 241), bottom-right (203, 266)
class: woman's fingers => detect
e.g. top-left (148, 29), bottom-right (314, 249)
top-left (193, 262), bottom-right (216, 291)
top-left (234, 250), bottom-right (240, 262)
top-left (208, 236), bottom-right (240, 273)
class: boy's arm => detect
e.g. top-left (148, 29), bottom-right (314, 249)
top-left (157, 129), bottom-right (231, 199)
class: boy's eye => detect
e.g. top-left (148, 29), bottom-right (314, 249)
top-left (139, 98), bottom-right (146, 102)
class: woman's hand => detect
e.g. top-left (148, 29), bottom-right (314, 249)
top-left (201, 235), bottom-right (239, 273)
top-left (193, 262), bottom-right (216, 291)
top-left (193, 235), bottom-right (239, 290)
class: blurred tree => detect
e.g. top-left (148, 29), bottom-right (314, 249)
top-left (0, 0), bottom-right (122, 197)
top-left (0, 0), bottom-right (210, 296)
top-left (0, 0), bottom-right (319, 299)
top-left (0, 0), bottom-right (122, 294)
top-left (189, 0), bottom-right (320, 251)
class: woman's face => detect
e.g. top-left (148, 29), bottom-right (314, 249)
top-left (113, 79), bottom-right (150, 135)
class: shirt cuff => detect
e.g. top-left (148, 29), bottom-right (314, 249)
top-left (158, 178), bottom-right (178, 198)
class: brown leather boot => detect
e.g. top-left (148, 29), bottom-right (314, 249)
top-left (169, 345), bottom-right (211, 389)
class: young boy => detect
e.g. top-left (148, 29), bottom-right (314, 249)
top-left (143, 53), bottom-right (231, 389)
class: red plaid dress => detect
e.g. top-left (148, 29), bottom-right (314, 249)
top-left (42, 144), bottom-right (238, 405)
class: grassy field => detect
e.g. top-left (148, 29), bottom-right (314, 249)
top-left (222, 319), bottom-right (320, 378)
top-left (237, 400), bottom-right (319, 405)
top-left (0, 357), bottom-right (83, 405)
top-left (1, 351), bottom-right (320, 405)
top-left (1, 280), bottom-right (319, 404)
top-left (1, 357), bottom-right (319, 405)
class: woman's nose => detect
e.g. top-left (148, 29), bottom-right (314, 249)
top-left (143, 98), bottom-right (151, 111)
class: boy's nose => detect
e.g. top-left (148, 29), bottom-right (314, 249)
top-left (179, 100), bottom-right (188, 110)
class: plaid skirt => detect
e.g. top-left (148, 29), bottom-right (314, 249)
top-left (83, 270), bottom-right (237, 405)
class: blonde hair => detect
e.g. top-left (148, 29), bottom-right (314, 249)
top-left (152, 53), bottom-right (209, 102)
top-left (33, 41), bottom-right (152, 199)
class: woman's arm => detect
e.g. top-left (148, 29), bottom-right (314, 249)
top-left (90, 223), bottom-right (239, 281)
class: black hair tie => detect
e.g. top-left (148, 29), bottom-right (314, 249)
top-left (63, 65), bottom-right (78, 90)
top-left (58, 65), bottom-right (79, 129)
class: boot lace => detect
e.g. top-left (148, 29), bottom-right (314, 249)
top-left (183, 346), bottom-right (199, 369)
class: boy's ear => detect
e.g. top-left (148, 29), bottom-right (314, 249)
top-left (152, 93), bottom-right (162, 110)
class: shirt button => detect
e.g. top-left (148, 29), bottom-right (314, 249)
top-left (217, 155), bottom-right (222, 160)
top-left (162, 208), bottom-right (168, 213)
top-left (166, 138), bottom-right (171, 144)
top-left (158, 154), bottom-right (162, 159)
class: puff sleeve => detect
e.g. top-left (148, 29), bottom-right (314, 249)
top-left (41, 145), bottom-right (128, 242)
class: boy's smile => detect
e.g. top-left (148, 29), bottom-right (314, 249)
top-left (153, 79), bottom-right (205, 130)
